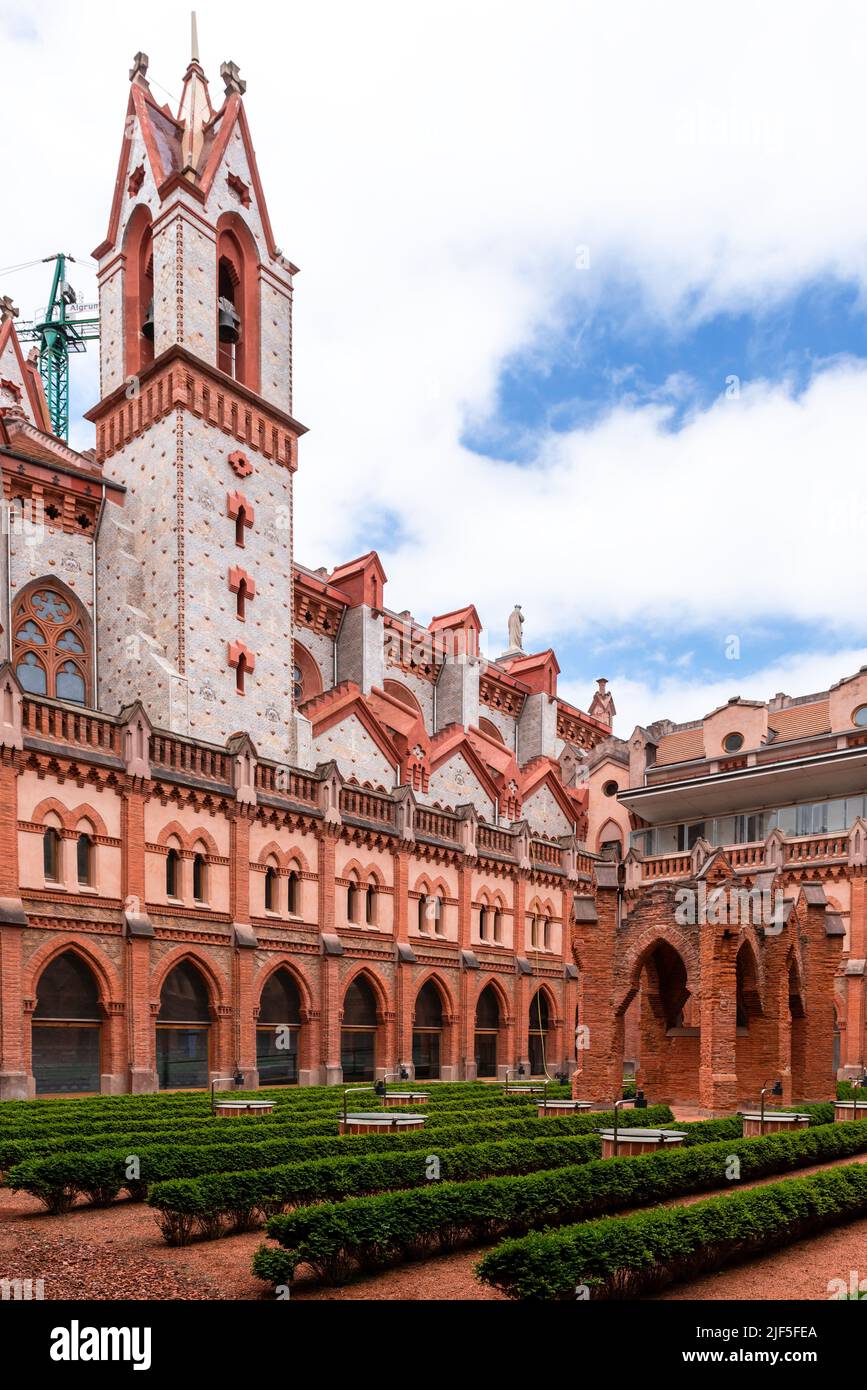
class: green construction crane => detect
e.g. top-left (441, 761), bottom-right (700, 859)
top-left (16, 254), bottom-right (100, 441)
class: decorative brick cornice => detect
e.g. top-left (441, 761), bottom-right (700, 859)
top-left (479, 669), bottom-right (526, 718)
top-left (85, 344), bottom-right (307, 469)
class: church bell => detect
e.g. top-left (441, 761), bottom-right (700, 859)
top-left (141, 300), bottom-right (155, 340)
top-left (218, 296), bottom-right (241, 344)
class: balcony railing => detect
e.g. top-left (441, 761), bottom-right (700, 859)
top-left (150, 733), bottom-right (231, 783)
top-left (339, 785), bottom-right (397, 826)
top-left (477, 825), bottom-right (515, 857)
top-left (21, 697), bottom-right (121, 756)
top-left (416, 806), bottom-right (460, 842)
top-left (638, 829), bottom-right (853, 881)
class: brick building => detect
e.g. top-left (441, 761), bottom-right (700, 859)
top-left (0, 39), bottom-right (858, 1108)
top-left (574, 683), bottom-right (866, 1108)
top-left (0, 42), bottom-right (614, 1099)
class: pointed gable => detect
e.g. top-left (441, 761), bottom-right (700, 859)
top-left (520, 756), bottom-right (580, 838)
top-left (305, 681), bottom-right (399, 789)
top-left (0, 316), bottom-right (52, 432)
top-left (329, 552), bottom-right (388, 609)
top-left (427, 725), bottom-right (502, 819)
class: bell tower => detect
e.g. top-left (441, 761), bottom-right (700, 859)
top-left (88, 25), bottom-right (306, 762)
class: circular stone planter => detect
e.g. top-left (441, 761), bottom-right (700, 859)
top-left (599, 1127), bottom-right (687, 1158)
top-left (740, 1111), bottom-right (811, 1137)
top-left (381, 1092), bottom-right (431, 1107)
top-left (213, 1100), bottom-right (275, 1118)
top-left (340, 1112), bottom-right (426, 1136)
top-left (537, 1100), bottom-right (597, 1117)
top-left (834, 1101), bottom-right (867, 1124)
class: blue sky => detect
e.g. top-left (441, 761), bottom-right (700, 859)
top-left (459, 274), bottom-right (867, 712)
top-left (465, 276), bottom-right (867, 456)
top-left (5, 0), bottom-right (867, 734)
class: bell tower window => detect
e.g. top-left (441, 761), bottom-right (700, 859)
top-left (123, 205), bottom-right (154, 377)
top-left (216, 215), bottom-right (260, 392)
top-left (218, 259), bottom-right (241, 379)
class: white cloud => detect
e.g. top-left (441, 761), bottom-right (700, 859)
top-left (4, 0), bottom-right (867, 695)
top-left (562, 645), bottom-right (867, 737)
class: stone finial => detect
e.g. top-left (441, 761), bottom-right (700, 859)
top-left (455, 802), bottom-right (478, 859)
top-left (226, 731), bottom-right (258, 807)
top-left (0, 295), bottom-right (19, 323)
top-left (129, 52), bottom-right (149, 82)
top-left (510, 818), bottom-right (532, 872)
top-left (315, 760), bottom-right (343, 827)
top-left (221, 60), bottom-right (247, 96)
top-left (393, 784), bottom-right (416, 844)
top-left (119, 700), bottom-right (152, 780)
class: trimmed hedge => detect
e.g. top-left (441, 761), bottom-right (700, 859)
top-left (0, 1096), bottom-right (538, 1149)
top-left (148, 1131), bottom-right (603, 1245)
top-left (0, 1081), bottom-right (574, 1130)
top-left (476, 1160), bottom-right (867, 1299)
top-left (0, 1091), bottom-right (558, 1144)
top-left (254, 1119), bottom-right (867, 1287)
top-left (5, 1104), bottom-right (674, 1213)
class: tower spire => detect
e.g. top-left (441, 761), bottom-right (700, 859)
top-left (177, 10), bottom-right (212, 171)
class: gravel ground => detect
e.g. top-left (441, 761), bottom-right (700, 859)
top-left (2, 1150), bottom-right (866, 1302)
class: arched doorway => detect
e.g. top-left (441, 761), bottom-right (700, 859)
top-left (528, 989), bottom-right (552, 1076)
top-left (475, 984), bottom-right (500, 1078)
top-left (257, 969), bottom-right (302, 1085)
top-left (32, 951), bottom-right (102, 1094)
top-left (412, 981), bottom-right (443, 1080)
top-left (156, 961), bottom-right (211, 1090)
top-left (788, 961), bottom-right (808, 1097)
top-left (341, 976), bottom-right (378, 1081)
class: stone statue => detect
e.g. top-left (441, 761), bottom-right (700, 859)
top-left (508, 604), bottom-right (524, 652)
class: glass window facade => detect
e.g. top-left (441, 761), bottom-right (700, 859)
top-left (630, 793), bottom-right (867, 856)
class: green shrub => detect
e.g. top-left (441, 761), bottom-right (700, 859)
top-left (476, 1160), bottom-right (867, 1299)
top-left (4, 1104), bottom-right (673, 1211)
top-left (256, 1119), bottom-right (867, 1287)
top-left (148, 1131), bottom-right (602, 1244)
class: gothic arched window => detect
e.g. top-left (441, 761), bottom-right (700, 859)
top-left (13, 585), bottom-right (90, 705)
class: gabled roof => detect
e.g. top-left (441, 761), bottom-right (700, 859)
top-left (328, 551), bottom-right (388, 607)
top-left (466, 724), bottom-right (521, 786)
top-left (502, 649), bottom-right (560, 697)
top-left (303, 681), bottom-right (400, 770)
top-left (520, 755), bottom-right (582, 827)
top-left (0, 316), bottom-right (52, 432)
top-left (94, 72), bottom-right (282, 262)
top-left (429, 604), bottom-right (483, 634)
top-left (368, 685), bottom-right (429, 748)
top-left (429, 724), bottom-right (503, 807)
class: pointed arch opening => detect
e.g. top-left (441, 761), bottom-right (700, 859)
top-left (156, 960), bottom-right (212, 1090)
top-left (474, 982), bottom-right (502, 1078)
top-left (341, 974), bottom-right (380, 1081)
top-left (216, 214), bottom-right (260, 391)
top-left (528, 987), bottom-right (553, 1077)
top-left (32, 950), bottom-right (103, 1094)
top-left (413, 979), bottom-right (444, 1080)
top-left (257, 968), bottom-right (302, 1085)
top-left (123, 203), bottom-right (154, 377)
